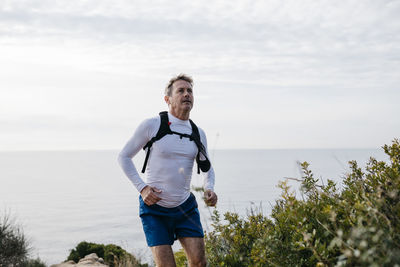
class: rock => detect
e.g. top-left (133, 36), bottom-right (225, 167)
top-left (50, 261), bottom-right (76, 267)
top-left (50, 254), bottom-right (109, 267)
top-left (77, 253), bottom-right (107, 266)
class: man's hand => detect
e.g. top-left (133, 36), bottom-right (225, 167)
top-left (141, 186), bottom-right (162, 206)
top-left (204, 190), bottom-right (218, 206)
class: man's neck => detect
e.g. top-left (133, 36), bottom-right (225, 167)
top-left (169, 108), bottom-right (190, 120)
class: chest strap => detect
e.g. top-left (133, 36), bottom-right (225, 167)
top-left (141, 111), bottom-right (211, 174)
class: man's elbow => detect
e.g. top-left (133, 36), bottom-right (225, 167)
top-left (117, 151), bottom-right (127, 165)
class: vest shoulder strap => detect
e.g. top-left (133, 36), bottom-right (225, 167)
top-left (155, 111), bottom-right (171, 141)
top-left (189, 119), bottom-right (203, 150)
top-left (141, 111), bottom-right (171, 173)
top-left (189, 119), bottom-right (211, 174)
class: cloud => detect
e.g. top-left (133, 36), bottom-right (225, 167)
top-left (1, 0), bottom-right (399, 149)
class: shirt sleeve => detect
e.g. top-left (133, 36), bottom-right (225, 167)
top-left (198, 128), bottom-right (216, 191)
top-left (117, 117), bottom-right (158, 193)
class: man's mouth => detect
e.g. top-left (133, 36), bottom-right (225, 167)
top-left (182, 100), bottom-right (191, 103)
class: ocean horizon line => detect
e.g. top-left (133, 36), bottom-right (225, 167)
top-left (0, 147), bottom-right (381, 153)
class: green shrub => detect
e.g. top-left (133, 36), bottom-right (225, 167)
top-left (174, 249), bottom-right (188, 267)
top-left (21, 257), bottom-right (47, 267)
top-left (0, 213), bottom-right (30, 266)
top-left (0, 213), bottom-right (47, 267)
top-left (67, 241), bottom-right (104, 262)
top-left (67, 241), bottom-right (148, 267)
top-left (205, 139), bottom-right (400, 266)
top-left (114, 253), bottom-right (149, 267)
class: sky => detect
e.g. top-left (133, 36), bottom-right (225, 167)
top-left (1, 0), bottom-right (399, 150)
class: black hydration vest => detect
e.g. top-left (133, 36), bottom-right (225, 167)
top-left (141, 111), bottom-right (211, 174)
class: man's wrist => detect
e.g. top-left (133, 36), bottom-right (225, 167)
top-left (139, 185), bottom-right (148, 193)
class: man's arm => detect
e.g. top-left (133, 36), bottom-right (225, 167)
top-left (117, 118), bottom-right (155, 193)
top-left (198, 128), bottom-right (218, 206)
top-left (118, 117), bottom-right (163, 205)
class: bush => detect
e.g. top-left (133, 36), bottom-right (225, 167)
top-left (174, 249), bottom-right (188, 267)
top-left (67, 241), bottom-right (148, 267)
top-left (0, 213), bottom-right (30, 266)
top-left (205, 139), bottom-right (400, 266)
top-left (0, 213), bottom-right (47, 267)
top-left (21, 258), bottom-right (47, 267)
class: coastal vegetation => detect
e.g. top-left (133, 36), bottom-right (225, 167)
top-left (0, 213), bottom-right (46, 267)
top-left (67, 241), bottom-right (148, 267)
top-left (199, 139), bottom-right (400, 266)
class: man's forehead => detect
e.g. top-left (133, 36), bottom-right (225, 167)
top-left (173, 79), bottom-right (192, 89)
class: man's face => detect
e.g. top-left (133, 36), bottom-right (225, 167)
top-left (166, 80), bottom-right (194, 112)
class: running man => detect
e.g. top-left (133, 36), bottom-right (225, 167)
top-left (118, 74), bottom-right (217, 267)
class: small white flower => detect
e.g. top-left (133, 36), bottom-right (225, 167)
top-left (360, 240), bottom-right (368, 248)
top-left (337, 229), bottom-right (343, 237)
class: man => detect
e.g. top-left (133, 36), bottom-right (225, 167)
top-left (118, 74), bottom-right (217, 267)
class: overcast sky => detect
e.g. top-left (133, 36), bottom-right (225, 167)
top-left (1, 0), bottom-right (399, 150)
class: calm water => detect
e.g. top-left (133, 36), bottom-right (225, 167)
top-left (0, 149), bottom-right (387, 265)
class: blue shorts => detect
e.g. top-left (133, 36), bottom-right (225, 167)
top-left (139, 193), bottom-right (204, 247)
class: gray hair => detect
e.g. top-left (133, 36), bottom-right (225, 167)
top-left (165, 74), bottom-right (193, 96)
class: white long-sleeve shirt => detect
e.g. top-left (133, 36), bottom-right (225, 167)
top-left (118, 112), bottom-right (215, 208)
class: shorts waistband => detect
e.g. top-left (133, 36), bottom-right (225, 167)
top-left (139, 193), bottom-right (198, 217)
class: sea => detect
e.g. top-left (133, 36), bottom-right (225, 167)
top-left (0, 149), bottom-right (388, 265)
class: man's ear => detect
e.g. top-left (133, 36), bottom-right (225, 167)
top-left (164, 95), bottom-right (170, 104)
